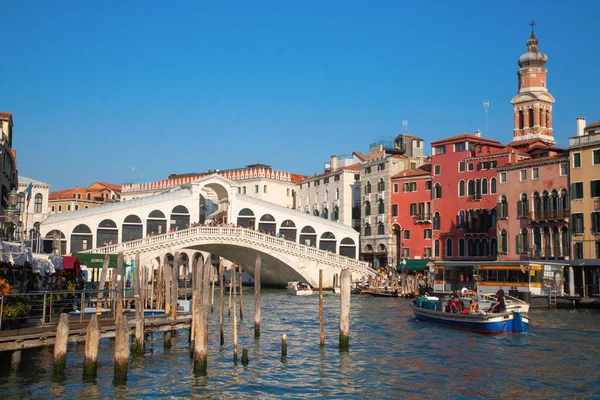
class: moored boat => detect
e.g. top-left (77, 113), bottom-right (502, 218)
top-left (410, 296), bottom-right (529, 334)
top-left (364, 290), bottom-right (400, 298)
top-left (287, 281), bottom-right (313, 296)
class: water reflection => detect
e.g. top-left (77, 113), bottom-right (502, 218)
top-left (0, 292), bottom-right (598, 398)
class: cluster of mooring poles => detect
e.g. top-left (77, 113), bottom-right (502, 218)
top-left (47, 251), bottom-right (353, 381)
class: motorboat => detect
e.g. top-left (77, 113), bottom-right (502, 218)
top-left (478, 292), bottom-right (530, 315)
top-left (287, 281), bottom-right (313, 296)
top-left (410, 296), bottom-right (529, 334)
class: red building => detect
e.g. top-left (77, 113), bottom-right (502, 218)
top-left (390, 164), bottom-right (432, 266)
top-left (430, 133), bottom-right (518, 262)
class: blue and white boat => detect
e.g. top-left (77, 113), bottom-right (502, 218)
top-left (410, 296), bottom-right (528, 334)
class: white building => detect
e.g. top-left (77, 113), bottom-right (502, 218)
top-left (18, 176), bottom-right (51, 250)
top-left (295, 154), bottom-right (365, 230)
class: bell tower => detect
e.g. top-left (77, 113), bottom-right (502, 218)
top-left (510, 21), bottom-right (555, 144)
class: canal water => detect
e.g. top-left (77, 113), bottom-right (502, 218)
top-left (1, 290), bottom-right (599, 399)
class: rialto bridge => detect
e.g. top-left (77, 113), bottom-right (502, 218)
top-left (40, 174), bottom-right (375, 287)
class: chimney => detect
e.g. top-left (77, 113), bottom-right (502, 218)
top-left (576, 117), bottom-right (586, 137)
top-left (474, 129), bottom-right (481, 137)
top-left (330, 155), bottom-right (339, 172)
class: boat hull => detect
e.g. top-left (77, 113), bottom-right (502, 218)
top-left (410, 300), bottom-right (528, 334)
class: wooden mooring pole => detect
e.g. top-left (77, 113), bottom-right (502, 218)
top-left (281, 333), bottom-right (287, 359)
top-left (228, 266), bottom-right (233, 317)
top-left (83, 314), bottom-right (101, 377)
top-left (193, 255), bottom-right (212, 373)
top-left (238, 264), bottom-right (244, 320)
top-left (339, 269), bottom-right (351, 349)
top-left (116, 252), bottom-right (124, 318)
top-left (133, 252), bottom-right (145, 354)
top-left (319, 269), bottom-right (324, 346)
top-left (232, 263), bottom-right (238, 362)
top-left (53, 313), bottom-right (69, 374)
top-left (254, 254), bottom-right (261, 338)
top-left (219, 260), bottom-right (225, 346)
top-left (210, 264), bottom-right (215, 313)
top-left (164, 255), bottom-right (172, 348)
top-left (114, 315), bottom-right (130, 383)
top-left (171, 252), bottom-right (180, 321)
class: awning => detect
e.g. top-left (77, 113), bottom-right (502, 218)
top-left (73, 253), bottom-right (120, 269)
top-left (62, 256), bottom-right (82, 273)
top-left (398, 259), bottom-right (430, 272)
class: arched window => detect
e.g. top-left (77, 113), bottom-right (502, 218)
top-left (434, 239), bottom-right (440, 258)
top-left (365, 181), bottom-right (372, 194)
top-left (518, 193), bottom-right (528, 218)
top-left (336, 188), bottom-right (340, 200)
top-left (434, 183), bottom-right (442, 199)
top-left (560, 189), bottom-right (569, 215)
top-left (518, 110), bottom-right (524, 129)
top-left (482, 239), bottom-right (489, 256)
top-left (34, 193), bottom-right (43, 213)
top-left (481, 178), bottom-right (488, 195)
top-left (499, 195), bottom-right (508, 218)
top-left (459, 238), bottom-right (465, 257)
top-left (458, 210), bottom-right (465, 229)
top-left (364, 224), bottom-right (371, 236)
top-left (539, 108), bottom-right (545, 127)
top-left (499, 229), bottom-right (508, 253)
top-left (467, 239), bottom-right (474, 256)
top-left (490, 177), bottom-right (497, 194)
top-left (533, 191), bottom-right (541, 217)
top-left (546, 110), bottom-right (551, 128)
top-left (528, 108), bottom-right (534, 128)
top-left (377, 223), bottom-right (385, 235)
top-left (378, 178), bottom-right (385, 192)
top-left (87, 193), bottom-right (91, 200)
top-left (490, 238), bottom-right (497, 256)
top-left (378, 199), bottom-right (384, 214)
top-left (433, 212), bottom-right (440, 230)
top-left (459, 180), bottom-right (465, 197)
top-left (468, 180), bottom-right (474, 196)
top-left (542, 190), bottom-right (550, 213)
top-left (551, 190), bottom-right (559, 215)
top-left (445, 238), bottom-right (453, 257)
top-left (365, 201), bottom-right (371, 216)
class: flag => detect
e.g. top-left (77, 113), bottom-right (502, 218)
top-left (24, 182), bottom-right (33, 206)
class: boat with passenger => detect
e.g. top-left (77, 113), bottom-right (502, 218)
top-left (287, 281), bottom-right (313, 296)
top-left (409, 291), bottom-right (529, 334)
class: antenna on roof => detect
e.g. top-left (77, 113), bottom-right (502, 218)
top-left (483, 101), bottom-right (490, 137)
top-left (402, 120), bottom-right (408, 134)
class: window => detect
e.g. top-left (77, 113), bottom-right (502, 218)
top-left (594, 149), bottom-right (600, 166)
top-left (75, 205), bottom-right (79, 210)
top-left (72, 194), bottom-right (76, 199)
top-left (425, 181), bottom-right (432, 191)
top-left (392, 204), bottom-right (398, 217)
top-left (424, 229), bottom-right (432, 239)
top-left (58, 205), bottom-right (62, 212)
top-left (500, 172), bottom-right (507, 184)
top-left (393, 183), bottom-right (399, 193)
top-left (409, 203), bottom-right (417, 216)
top-left (434, 145), bottom-right (446, 155)
top-left (499, 195), bottom-right (508, 219)
top-left (403, 230), bottom-right (410, 240)
top-left (467, 180), bottom-right (474, 196)
top-left (591, 212), bottom-right (600, 234)
top-left (17, 193), bottom-right (24, 213)
top-left (468, 163), bottom-right (474, 171)
top-left (459, 238), bottom-right (465, 257)
top-left (243, 186), bottom-right (247, 194)
top-left (572, 213), bottom-right (584, 234)
top-left (424, 247), bottom-right (432, 258)
top-left (499, 230), bottom-right (508, 253)
top-left (481, 178), bottom-right (488, 195)
top-left (454, 142), bottom-right (466, 152)
top-left (573, 153), bottom-right (581, 168)
top-left (459, 180), bottom-right (465, 196)
top-left (459, 161), bottom-right (466, 172)
top-left (560, 163), bottom-right (568, 176)
top-left (364, 224), bottom-right (371, 236)
top-left (446, 238), bottom-right (453, 257)
top-left (255, 185), bottom-right (259, 193)
top-left (378, 200), bottom-right (385, 214)
top-left (490, 178), bottom-right (497, 194)
top-left (572, 182), bottom-right (584, 200)
top-left (378, 223), bottom-right (385, 235)
top-left (264, 185), bottom-right (267, 193)
top-left (434, 165), bottom-right (441, 175)
top-left (433, 212), bottom-right (440, 230)
top-left (520, 170), bottom-right (527, 181)
top-left (365, 202), bottom-right (371, 216)
top-left (67, 205), bottom-right (71, 211)
top-left (532, 168), bottom-right (539, 180)
top-left (51, 206), bottom-right (55, 212)
top-left (517, 193), bottom-right (529, 218)
top-left (434, 240), bottom-right (440, 257)
top-left (573, 242), bottom-right (584, 259)
top-left (433, 183), bottom-right (442, 199)
top-left (591, 180), bottom-right (600, 198)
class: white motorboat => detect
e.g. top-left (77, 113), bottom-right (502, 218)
top-left (287, 281), bottom-right (313, 296)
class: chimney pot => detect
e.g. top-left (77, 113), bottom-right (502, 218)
top-left (576, 117), bottom-right (586, 137)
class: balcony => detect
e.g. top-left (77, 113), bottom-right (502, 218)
top-left (569, 131), bottom-right (600, 148)
top-left (527, 247), bottom-right (570, 259)
top-left (412, 213), bottom-right (432, 223)
top-left (529, 209), bottom-right (570, 222)
top-left (468, 193), bottom-right (482, 202)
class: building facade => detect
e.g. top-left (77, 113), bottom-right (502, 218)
top-left (49, 182), bottom-right (121, 215)
top-left (17, 176), bottom-right (51, 250)
top-left (295, 154), bottom-right (363, 230)
top-left (390, 164), bottom-right (432, 265)
top-left (0, 112), bottom-right (18, 216)
top-left (360, 134), bottom-right (426, 269)
top-left (569, 118), bottom-right (600, 264)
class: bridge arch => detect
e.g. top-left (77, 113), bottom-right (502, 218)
top-left (258, 214), bottom-right (276, 235)
top-left (45, 229), bottom-right (66, 255)
top-left (122, 214), bottom-right (143, 242)
top-left (299, 225), bottom-right (317, 247)
top-left (71, 224), bottom-right (93, 252)
top-left (237, 208), bottom-right (255, 229)
top-left (279, 219), bottom-right (296, 241)
top-left (97, 219), bottom-right (118, 247)
top-left (319, 231), bottom-right (336, 253)
top-left (147, 210), bottom-right (167, 235)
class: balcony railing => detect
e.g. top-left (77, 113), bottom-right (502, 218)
top-left (412, 213), bottom-right (432, 223)
top-left (468, 194), bottom-right (482, 201)
top-left (527, 247), bottom-right (570, 259)
top-left (569, 131), bottom-right (600, 148)
top-left (529, 209), bottom-right (570, 221)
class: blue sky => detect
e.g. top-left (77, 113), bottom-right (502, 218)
top-left (3, 1), bottom-right (599, 191)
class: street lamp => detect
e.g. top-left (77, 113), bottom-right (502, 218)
top-left (2, 188), bottom-right (21, 243)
